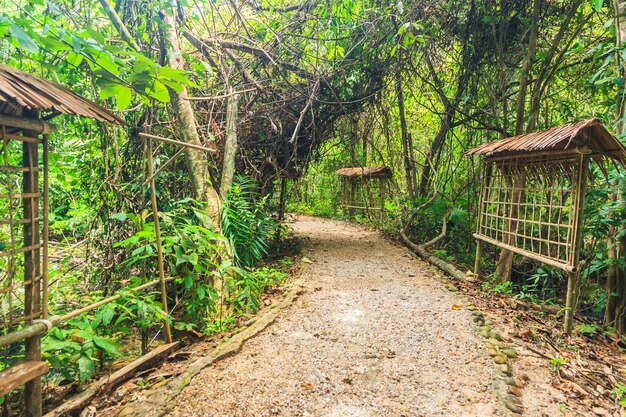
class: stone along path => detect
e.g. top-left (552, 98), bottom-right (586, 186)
top-left (166, 216), bottom-right (498, 417)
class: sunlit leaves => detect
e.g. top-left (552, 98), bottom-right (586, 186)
top-left (0, 10), bottom-right (197, 107)
top-left (591, 0), bottom-right (604, 12)
top-left (10, 22), bottom-right (39, 52)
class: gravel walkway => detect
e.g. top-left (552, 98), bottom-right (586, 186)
top-left (166, 216), bottom-right (499, 417)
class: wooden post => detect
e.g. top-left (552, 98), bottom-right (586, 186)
top-left (42, 134), bottom-right (49, 319)
top-left (341, 178), bottom-right (346, 217)
top-left (564, 150), bottom-right (589, 335)
top-left (278, 177), bottom-right (287, 221)
top-left (380, 178), bottom-right (385, 223)
top-left (23, 115), bottom-right (42, 417)
top-left (349, 179), bottom-right (356, 217)
top-left (145, 139), bottom-right (173, 344)
top-left (474, 239), bottom-right (482, 276)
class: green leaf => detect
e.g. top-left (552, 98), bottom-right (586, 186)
top-left (10, 24), bottom-right (39, 53)
top-left (77, 355), bottom-right (95, 383)
top-left (70, 34), bottom-right (82, 53)
top-left (147, 80), bottom-right (170, 102)
top-left (112, 212), bottom-right (128, 221)
top-left (116, 86), bottom-right (133, 110)
top-left (592, 0), bottom-right (603, 11)
top-left (93, 337), bottom-right (121, 356)
top-left (100, 85), bottom-right (120, 100)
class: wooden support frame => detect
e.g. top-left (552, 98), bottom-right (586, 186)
top-left (138, 130), bottom-right (218, 343)
top-left (0, 361), bottom-right (49, 397)
top-left (337, 167), bottom-right (391, 222)
top-left (22, 114), bottom-right (43, 417)
top-left (0, 114), bottom-right (49, 417)
top-left (471, 146), bottom-right (594, 335)
top-left (144, 138), bottom-right (173, 344)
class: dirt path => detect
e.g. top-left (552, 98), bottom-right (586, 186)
top-left (166, 216), bottom-right (498, 417)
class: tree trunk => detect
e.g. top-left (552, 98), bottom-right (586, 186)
top-left (514, 0), bottom-right (539, 136)
top-left (220, 91), bottom-right (239, 199)
top-left (495, 0), bottom-right (539, 282)
top-left (160, 9), bottom-right (222, 229)
top-left (607, 0), bottom-right (626, 334)
top-left (97, 0), bottom-right (141, 51)
top-left (395, 68), bottom-right (416, 198)
top-left (526, 0), bottom-right (583, 132)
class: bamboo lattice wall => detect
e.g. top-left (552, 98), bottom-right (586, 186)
top-left (0, 125), bottom-right (47, 332)
top-left (475, 153), bottom-right (584, 272)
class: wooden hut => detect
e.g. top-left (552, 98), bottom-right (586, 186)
top-left (0, 64), bottom-right (123, 417)
top-left (464, 118), bottom-right (626, 334)
top-left (336, 166), bottom-right (392, 221)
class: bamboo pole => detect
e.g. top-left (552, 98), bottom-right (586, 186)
top-left (139, 132), bottom-right (215, 154)
top-left (42, 134), bottom-right (49, 320)
top-left (473, 233), bottom-right (575, 272)
top-left (474, 240), bottom-right (482, 276)
top-left (0, 277), bottom-right (177, 349)
top-left (23, 114), bottom-right (42, 417)
top-left (0, 114), bottom-right (55, 134)
top-left (380, 179), bottom-right (385, 223)
top-left (145, 139), bottom-right (173, 344)
top-left (564, 151), bottom-right (589, 335)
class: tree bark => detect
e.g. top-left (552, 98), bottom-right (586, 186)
top-left (160, 9), bottom-right (222, 229)
top-left (526, 0), bottom-right (583, 132)
top-left (395, 68), bottom-right (417, 198)
top-left (220, 92), bottom-right (239, 199)
top-left (514, 0), bottom-right (539, 136)
top-left (496, 0), bottom-right (539, 282)
top-left (97, 0), bottom-right (141, 51)
top-left (606, 0), bottom-right (626, 333)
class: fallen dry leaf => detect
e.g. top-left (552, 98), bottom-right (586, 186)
top-left (451, 304), bottom-right (463, 310)
top-left (592, 406), bottom-right (610, 416)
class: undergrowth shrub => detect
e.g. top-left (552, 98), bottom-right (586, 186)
top-left (222, 176), bottom-right (280, 268)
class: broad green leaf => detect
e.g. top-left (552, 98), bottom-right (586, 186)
top-left (112, 212), bottom-right (128, 221)
top-left (77, 355), bottom-right (95, 383)
top-left (147, 80), bottom-right (170, 102)
top-left (592, 0), bottom-right (603, 11)
top-left (99, 85), bottom-right (120, 100)
top-left (116, 86), bottom-right (132, 110)
top-left (93, 337), bottom-right (121, 356)
top-left (10, 24), bottom-right (39, 53)
top-left (70, 34), bottom-right (82, 53)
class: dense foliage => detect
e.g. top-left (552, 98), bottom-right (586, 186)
top-left (0, 0), bottom-right (626, 413)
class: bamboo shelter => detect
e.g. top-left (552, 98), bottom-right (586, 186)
top-left (465, 118), bottom-right (626, 334)
top-left (336, 166), bottom-right (391, 221)
top-left (0, 65), bottom-right (123, 417)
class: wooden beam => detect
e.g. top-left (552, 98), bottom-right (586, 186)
top-left (0, 114), bottom-right (55, 134)
top-left (145, 139), bottom-right (173, 344)
top-left (139, 132), bottom-right (216, 153)
top-left (0, 361), bottom-right (49, 397)
top-left (0, 277), bottom-right (176, 349)
top-left (43, 342), bottom-right (180, 417)
top-left (473, 233), bottom-right (575, 272)
top-left (23, 113), bottom-right (43, 417)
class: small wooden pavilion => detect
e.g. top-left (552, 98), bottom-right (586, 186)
top-left (336, 166), bottom-right (392, 221)
top-left (0, 64), bottom-right (123, 416)
top-left (465, 118), bottom-right (626, 334)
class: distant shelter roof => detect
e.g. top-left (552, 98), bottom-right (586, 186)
top-left (0, 64), bottom-right (124, 125)
top-left (464, 118), bottom-right (626, 163)
top-left (335, 166), bottom-right (392, 178)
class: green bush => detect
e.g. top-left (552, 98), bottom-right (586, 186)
top-left (222, 176), bottom-right (279, 268)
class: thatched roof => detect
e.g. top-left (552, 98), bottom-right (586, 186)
top-left (335, 166), bottom-right (392, 178)
top-left (0, 64), bottom-right (124, 125)
top-left (464, 119), bottom-right (626, 161)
